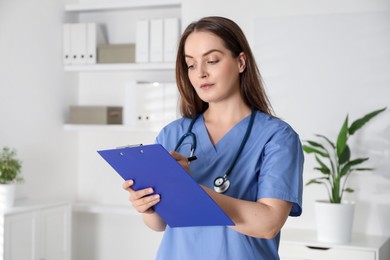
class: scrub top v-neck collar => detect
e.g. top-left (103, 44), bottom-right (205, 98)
top-left (192, 113), bottom-right (254, 159)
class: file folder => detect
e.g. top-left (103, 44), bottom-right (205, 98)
top-left (97, 144), bottom-right (234, 227)
top-left (150, 18), bottom-right (164, 62)
top-left (163, 17), bottom-right (180, 62)
top-left (86, 23), bottom-right (107, 64)
top-left (135, 19), bottom-right (150, 63)
top-left (70, 23), bottom-right (87, 65)
top-left (62, 23), bottom-right (72, 65)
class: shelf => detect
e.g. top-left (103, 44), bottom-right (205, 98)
top-left (1, 200), bottom-right (71, 215)
top-left (64, 62), bottom-right (175, 72)
top-left (65, 0), bottom-right (181, 12)
top-left (72, 202), bottom-right (138, 216)
top-left (64, 124), bottom-right (162, 133)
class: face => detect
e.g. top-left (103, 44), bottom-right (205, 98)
top-left (184, 31), bottom-right (245, 105)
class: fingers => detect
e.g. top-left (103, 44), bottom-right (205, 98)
top-left (170, 151), bottom-right (191, 173)
top-left (133, 190), bottom-right (160, 214)
top-left (122, 180), bottom-right (160, 214)
top-left (122, 179), bottom-right (134, 190)
top-left (170, 150), bottom-right (187, 161)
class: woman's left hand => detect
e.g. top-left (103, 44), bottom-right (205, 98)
top-left (170, 151), bottom-right (191, 174)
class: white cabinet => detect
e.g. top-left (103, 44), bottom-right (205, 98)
top-left (3, 211), bottom-right (35, 260)
top-left (2, 202), bottom-right (71, 260)
top-left (279, 229), bottom-right (390, 260)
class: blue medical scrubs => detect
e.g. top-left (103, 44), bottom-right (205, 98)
top-left (155, 111), bottom-right (304, 260)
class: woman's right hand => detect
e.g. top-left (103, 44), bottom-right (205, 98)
top-left (122, 180), bottom-right (160, 214)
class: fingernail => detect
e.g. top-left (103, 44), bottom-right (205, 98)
top-left (128, 180), bottom-right (134, 185)
top-left (154, 194), bottom-right (160, 199)
top-left (148, 188), bottom-right (154, 193)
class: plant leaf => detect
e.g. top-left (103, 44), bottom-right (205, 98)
top-left (349, 157), bottom-right (369, 166)
top-left (314, 167), bottom-right (331, 174)
top-left (302, 145), bottom-right (329, 158)
top-left (343, 187), bottom-right (354, 193)
top-left (340, 164), bottom-right (351, 177)
top-left (337, 115), bottom-right (349, 157)
top-left (352, 167), bottom-right (374, 171)
top-left (349, 107), bottom-right (387, 135)
top-left (314, 155), bottom-right (330, 174)
top-left (338, 145), bottom-right (351, 165)
top-left (305, 177), bottom-right (329, 186)
top-left (315, 134), bottom-right (336, 149)
top-left (305, 140), bottom-right (325, 149)
top-left (340, 158), bottom-right (369, 177)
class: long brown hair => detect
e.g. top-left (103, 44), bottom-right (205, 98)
top-left (176, 16), bottom-right (273, 118)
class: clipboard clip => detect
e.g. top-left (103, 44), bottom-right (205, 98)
top-left (116, 144), bottom-right (145, 156)
top-left (116, 144), bottom-right (143, 149)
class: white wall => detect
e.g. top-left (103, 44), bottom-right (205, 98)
top-left (0, 0), bottom-right (78, 201)
top-left (181, 0), bottom-right (390, 237)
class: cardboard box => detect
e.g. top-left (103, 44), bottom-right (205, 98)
top-left (97, 43), bottom-right (135, 63)
top-left (69, 106), bottom-right (123, 125)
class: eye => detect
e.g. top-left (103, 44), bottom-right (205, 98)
top-left (187, 64), bottom-right (196, 70)
top-left (208, 60), bottom-right (219, 64)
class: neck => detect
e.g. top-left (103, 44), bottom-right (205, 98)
top-left (202, 102), bottom-right (252, 145)
top-left (204, 102), bottom-right (251, 125)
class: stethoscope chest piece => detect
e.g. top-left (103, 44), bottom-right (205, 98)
top-left (213, 175), bottom-right (230, 193)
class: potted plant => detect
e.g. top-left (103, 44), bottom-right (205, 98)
top-left (303, 107), bottom-right (386, 243)
top-left (0, 147), bottom-right (23, 208)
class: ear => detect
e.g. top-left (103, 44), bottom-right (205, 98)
top-left (238, 52), bottom-right (246, 73)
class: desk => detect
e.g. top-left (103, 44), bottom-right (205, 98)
top-left (279, 229), bottom-right (390, 260)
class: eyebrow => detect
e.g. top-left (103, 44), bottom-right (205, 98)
top-left (185, 49), bottom-right (223, 59)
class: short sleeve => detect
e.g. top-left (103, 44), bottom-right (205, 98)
top-left (257, 125), bottom-right (304, 216)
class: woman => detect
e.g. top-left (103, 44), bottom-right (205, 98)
top-left (123, 16), bottom-right (304, 259)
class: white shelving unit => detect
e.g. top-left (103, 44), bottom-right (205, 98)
top-left (63, 0), bottom-right (181, 130)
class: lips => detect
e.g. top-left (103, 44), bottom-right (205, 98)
top-left (200, 83), bottom-right (213, 89)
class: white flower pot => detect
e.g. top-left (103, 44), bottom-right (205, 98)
top-left (0, 183), bottom-right (16, 209)
top-left (314, 200), bottom-right (355, 244)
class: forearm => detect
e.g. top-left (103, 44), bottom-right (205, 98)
top-left (142, 211), bottom-right (167, 232)
top-left (202, 186), bottom-right (292, 238)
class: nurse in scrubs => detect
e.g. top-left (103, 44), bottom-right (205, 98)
top-left (123, 16), bottom-right (304, 260)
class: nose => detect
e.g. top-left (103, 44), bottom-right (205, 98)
top-left (198, 63), bottom-right (208, 78)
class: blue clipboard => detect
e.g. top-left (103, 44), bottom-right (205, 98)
top-left (97, 144), bottom-right (234, 227)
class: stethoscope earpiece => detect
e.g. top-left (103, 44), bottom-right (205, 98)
top-left (214, 176), bottom-right (230, 193)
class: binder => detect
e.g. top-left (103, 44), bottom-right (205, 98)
top-left (135, 19), bottom-right (150, 63)
top-left (163, 18), bottom-right (180, 62)
top-left (135, 82), bottom-right (165, 127)
top-left (62, 23), bottom-right (72, 65)
top-left (150, 18), bottom-right (164, 62)
top-left (97, 144), bottom-right (234, 227)
top-left (70, 23), bottom-right (87, 65)
top-left (162, 82), bottom-right (179, 123)
top-left (124, 81), bottom-right (137, 126)
top-left (86, 23), bottom-right (107, 64)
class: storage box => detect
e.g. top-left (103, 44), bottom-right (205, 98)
top-left (68, 106), bottom-right (123, 125)
top-left (97, 43), bottom-right (135, 63)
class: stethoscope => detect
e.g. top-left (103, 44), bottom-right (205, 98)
top-left (174, 109), bottom-right (256, 193)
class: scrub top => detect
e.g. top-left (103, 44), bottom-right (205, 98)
top-left (155, 111), bottom-right (304, 260)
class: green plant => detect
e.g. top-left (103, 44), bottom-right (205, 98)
top-left (0, 147), bottom-right (23, 184)
top-left (303, 107), bottom-right (387, 203)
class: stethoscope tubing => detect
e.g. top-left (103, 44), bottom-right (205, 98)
top-left (174, 109), bottom-right (256, 193)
